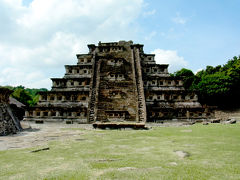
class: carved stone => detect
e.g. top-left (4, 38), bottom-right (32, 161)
top-left (0, 88), bottom-right (22, 136)
top-left (24, 41), bottom-right (215, 124)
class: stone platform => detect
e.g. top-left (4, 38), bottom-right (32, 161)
top-left (92, 122), bottom-right (146, 129)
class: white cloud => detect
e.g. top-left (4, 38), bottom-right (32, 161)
top-left (172, 12), bottom-right (187, 25)
top-left (0, 0), bottom-right (143, 89)
top-left (151, 49), bottom-right (188, 73)
top-left (0, 67), bottom-right (51, 88)
top-left (143, 9), bottom-right (156, 17)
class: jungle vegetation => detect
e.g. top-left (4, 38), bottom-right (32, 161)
top-left (0, 85), bottom-right (48, 107)
top-left (173, 56), bottom-right (240, 108)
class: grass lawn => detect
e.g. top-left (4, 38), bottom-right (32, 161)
top-left (0, 123), bottom-right (240, 180)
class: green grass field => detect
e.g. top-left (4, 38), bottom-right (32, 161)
top-left (0, 123), bottom-right (240, 180)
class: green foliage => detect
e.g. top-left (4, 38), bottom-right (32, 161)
top-left (11, 88), bottom-right (32, 106)
top-left (174, 68), bottom-right (195, 89)
top-left (0, 85), bottom-right (48, 107)
top-left (174, 68), bottom-right (194, 77)
top-left (195, 73), bottom-right (233, 105)
top-left (174, 56), bottom-right (240, 107)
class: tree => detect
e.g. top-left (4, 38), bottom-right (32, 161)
top-left (195, 73), bottom-right (233, 105)
top-left (11, 88), bottom-right (32, 106)
top-left (174, 56), bottom-right (240, 107)
top-left (2, 86), bottom-right (48, 107)
top-left (195, 56), bottom-right (240, 107)
top-left (174, 68), bottom-right (195, 89)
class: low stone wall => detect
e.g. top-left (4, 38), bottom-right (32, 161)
top-left (215, 108), bottom-right (240, 121)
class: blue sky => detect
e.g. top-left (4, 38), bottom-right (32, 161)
top-left (0, 0), bottom-right (239, 89)
top-left (138, 0), bottom-right (240, 71)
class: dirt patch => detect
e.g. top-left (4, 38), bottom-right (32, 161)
top-left (184, 144), bottom-right (194, 147)
top-left (118, 166), bottom-right (162, 171)
top-left (94, 168), bottom-right (114, 176)
top-left (180, 129), bottom-right (192, 133)
top-left (118, 167), bottom-right (137, 171)
top-left (0, 122), bottom-right (91, 151)
top-left (175, 150), bottom-right (190, 159)
top-left (169, 162), bottom-right (178, 166)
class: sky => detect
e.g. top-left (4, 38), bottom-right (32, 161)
top-left (0, 0), bottom-right (239, 89)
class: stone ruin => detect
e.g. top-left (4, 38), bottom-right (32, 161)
top-left (0, 88), bottom-right (22, 136)
top-left (24, 41), bottom-right (215, 126)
